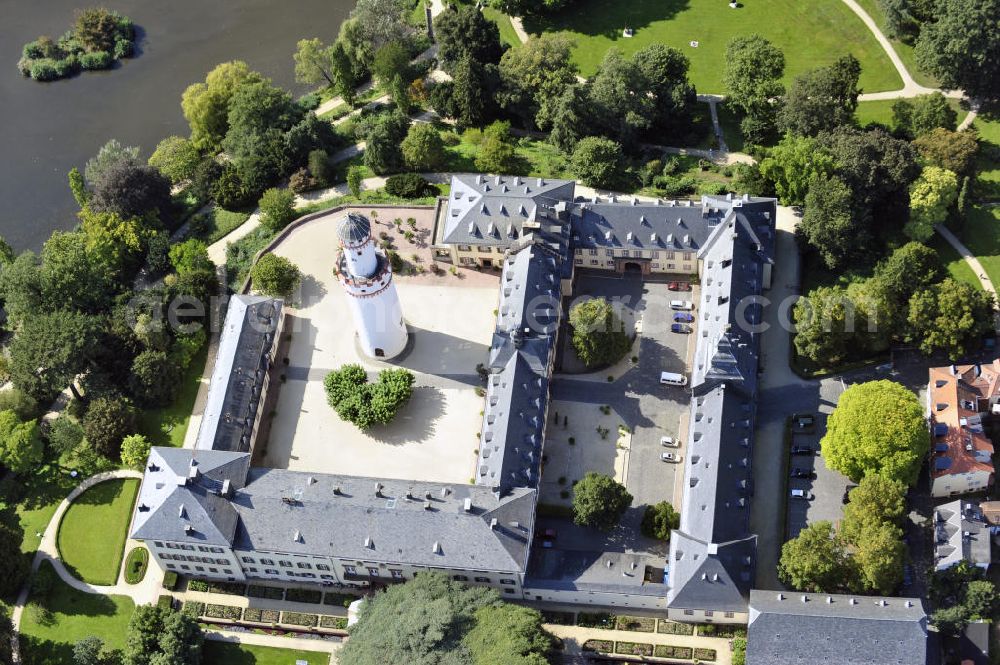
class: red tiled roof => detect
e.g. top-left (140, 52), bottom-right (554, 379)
top-left (929, 362), bottom-right (998, 480)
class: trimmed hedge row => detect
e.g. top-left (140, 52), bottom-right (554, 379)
top-left (694, 647), bottom-right (718, 661)
top-left (319, 615), bottom-right (348, 630)
top-left (615, 615), bottom-right (655, 633)
top-left (582, 639), bottom-right (613, 653)
top-left (654, 645), bottom-right (693, 659)
top-left (204, 604), bottom-right (242, 621)
top-left (656, 620), bottom-right (694, 635)
top-left (281, 612), bottom-right (318, 627)
top-left (247, 585), bottom-right (285, 600)
top-left (188, 580), bottom-right (246, 595)
top-left (243, 608), bottom-right (281, 623)
top-left (285, 588), bottom-right (322, 604)
top-left (615, 642), bottom-right (653, 657)
top-left (323, 592), bottom-right (358, 607)
top-left (181, 602), bottom-right (204, 618)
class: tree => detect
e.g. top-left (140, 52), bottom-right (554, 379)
top-left (349, 0), bottom-right (412, 52)
top-left (83, 395), bottom-right (138, 459)
top-left (907, 278), bottom-right (995, 359)
top-left (915, 0), bottom-right (1000, 102)
top-left (475, 121), bottom-right (517, 173)
top-left (932, 605), bottom-right (971, 636)
top-left (258, 188), bottom-right (297, 233)
top-left (891, 92), bottom-right (956, 138)
top-left (330, 40), bottom-right (359, 106)
top-left (9, 310), bottom-right (103, 401)
top-left (465, 604), bottom-right (553, 665)
top-left (68, 167), bottom-right (89, 207)
top-left (964, 580), bottom-right (1000, 620)
top-left (498, 34), bottom-right (578, 130)
top-left (906, 166), bottom-right (958, 241)
top-left (293, 37), bottom-right (338, 87)
top-left (168, 238), bottom-right (212, 275)
top-left (130, 350), bottom-right (182, 406)
top-left (779, 55), bottom-right (861, 137)
top-left (546, 84), bottom-right (591, 153)
top-left (798, 174), bottom-right (862, 270)
top-left (181, 61), bottom-right (266, 151)
top-left (640, 501), bottom-right (680, 541)
top-left (40, 231), bottom-right (115, 313)
top-left (841, 474), bottom-right (907, 537)
top-left (587, 49), bottom-right (654, 148)
top-left (490, 0), bottom-right (571, 16)
top-left (149, 136), bottom-right (201, 184)
top-left (0, 521), bottom-right (29, 600)
top-left (123, 605), bottom-right (202, 665)
top-left (447, 56), bottom-right (500, 129)
top-left (48, 413), bottom-right (85, 457)
top-left (572, 472), bottom-right (633, 531)
top-left (778, 521), bottom-right (853, 592)
top-left (308, 149), bottom-right (331, 185)
top-left (866, 241), bottom-right (942, 334)
top-left (90, 161), bottom-right (173, 223)
top-left (222, 80), bottom-right (304, 192)
top-left (347, 165), bottom-right (365, 198)
top-left (853, 520), bottom-right (905, 594)
top-left (74, 636), bottom-right (106, 665)
top-left (84, 139), bottom-right (139, 188)
top-left (373, 41), bottom-right (410, 88)
top-left (821, 380), bottom-right (929, 485)
top-left (724, 35), bottom-right (785, 143)
top-left (759, 135), bottom-right (836, 206)
top-left (250, 253), bottom-right (301, 299)
top-left (74, 7), bottom-right (120, 52)
top-left (913, 128), bottom-right (979, 175)
top-left (0, 411), bottom-right (43, 475)
top-left (79, 208), bottom-right (149, 282)
top-left (793, 285), bottom-right (883, 367)
top-left (571, 137), bottom-right (625, 190)
top-left (362, 111), bottom-right (409, 174)
top-left (435, 5), bottom-right (504, 74)
top-left (568, 297), bottom-right (631, 368)
top-left (631, 43), bottom-right (697, 139)
top-left (323, 365), bottom-right (415, 429)
top-left (120, 434), bottom-right (151, 470)
top-left (401, 123), bottom-right (445, 171)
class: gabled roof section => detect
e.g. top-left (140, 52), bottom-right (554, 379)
top-left (195, 295), bottom-right (283, 453)
top-left (571, 198), bottom-right (720, 251)
top-left (131, 447), bottom-right (250, 546)
top-left (666, 531), bottom-right (756, 612)
top-left (442, 174), bottom-right (575, 246)
top-left (934, 499), bottom-right (991, 570)
top-left (929, 363), bottom-right (997, 482)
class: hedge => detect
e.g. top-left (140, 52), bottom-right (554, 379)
top-left (541, 611), bottom-right (575, 625)
top-left (581, 640), bottom-right (613, 653)
top-left (319, 615), bottom-right (348, 630)
top-left (244, 608), bottom-right (281, 623)
top-left (188, 580), bottom-right (246, 595)
top-left (698, 624), bottom-right (746, 638)
top-left (281, 612), bottom-right (318, 627)
top-left (162, 571), bottom-right (179, 591)
top-left (323, 592), bottom-right (358, 607)
top-left (285, 588), bottom-right (323, 604)
top-left (123, 547), bottom-right (149, 584)
top-left (653, 645), bottom-right (693, 659)
top-left (576, 612), bottom-right (615, 629)
top-left (204, 604), bottom-right (243, 620)
top-left (656, 620), bottom-right (694, 635)
top-left (247, 585), bottom-right (285, 600)
top-left (694, 648), bottom-right (718, 661)
top-left (181, 602), bottom-right (204, 618)
top-left (157, 595), bottom-right (174, 610)
top-left (615, 616), bottom-right (655, 632)
top-left (614, 642), bottom-right (653, 656)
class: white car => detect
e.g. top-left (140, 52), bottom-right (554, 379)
top-left (790, 488), bottom-right (814, 500)
top-left (661, 451), bottom-right (681, 463)
top-left (669, 300), bottom-right (694, 311)
top-left (660, 436), bottom-right (678, 447)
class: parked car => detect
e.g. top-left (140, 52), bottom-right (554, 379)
top-left (661, 451), bottom-right (681, 463)
top-left (671, 323), bottom-right (692, 334)
top-left (660, 436), bottom-right (678, 447)
top-left (668, 281), bottom-right (692, 291)
top-left (790, 488), bottom-right (814, 500)
top-left (792, 413), bottom-right (816, 433)
top-left (902, 564), bottom-right (913, 587)
top-left (670, 300), bottom-right (694, 311)
top-left (536, 528), bottom-right (557, 540)
top-left (790, 467), bottom-right (816, 479)
top-left (659, 372), bottom-right (687, 386)
top-left (790, 445), bottom-right (815, 455)
top-left (673, 312), bottom-right (695, 323)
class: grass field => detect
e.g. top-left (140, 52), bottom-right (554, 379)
top-left (960, 206), bottom-right (1000, 290)
top-left (484, 7), bottom-right (521, 48)
top-left (927, 232), bottom-right (981, 290)
top-left (56, 478), bottom-right (140, 585)
top-left (9, 466), bottom-right (79, 557)
top-left (442, 130), bottom-right (574, 180)
top-left (973, 115), bottom-right (1000, 202)
top-left (20, 561), bottom-right (135, 664)
top-left (201, 641), bottom-right (332, 665)
top-left (850, 0), bottom-right (939, 89)
top-left (138, 343), bottom-right (209, 448)
top-left (854, 97), bottom-right (966, 129)
top-left (523, 0), bottom-right (902, 93)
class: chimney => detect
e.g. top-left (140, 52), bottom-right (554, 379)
top-left (440, 487), bottom-right (450, 498)
top-left (221, 479), bottom-right (231, 498)
top-left (463, 498), bottom-right (472, 512)
top-left (364, 536), bottom-right (373, 549)
top-left (375, 482), bottom-right (383, 498)
top-left (293, 530), bottom-right (302, 543)
top-left (800, 595), bottom-right (808, 603)
top-left (432, 541), bottom-right (442, 554)
top-left (826, 596), bottom-right (833, 604)
top-left (424, 500), bottom-right (432, 510)
top-left (333, 486), bottom-right (341, 496)
top-left (184, 525), bottom-right (193, 535)
top-left (776, 593), bottom-right (784, 601)
top-left (308, 476), bottom-right (317, 485)
top-left (178, 505), bottom-right (187, 519)
top-left (490, 518), bottom-right (498, 529)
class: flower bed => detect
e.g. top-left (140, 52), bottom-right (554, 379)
top-left (247, 585), bottom-right (285, 600)
top-left (243, 608), bottom-right (281, 623)
top-left (123, 547), bottom-right (149, 584)
top-left (615, 642), bottom-right (653, 657)
top-left (656, 620), bottom-right (695, 635)
top-left (576, 612), bottom-right (615, 629)
top-left (204, 604), bottom-right (243, 621)
top-left (582, 639), bottom-right (613, 653)
top-left (323, 592), bottom-right (359, 607)
top-left (694, 647), bottom-right (718, 661)
top-left (281, 611), bottom-right (318, 627)
top-left (654, 645), bottom-right (693, 659)
top-left (697, 623), bottom-right (746, 638)
top-left (285, 588), bottom-right (323, 604)
top-left (181, 602), bottom-right (204, 618)
top-left (615, 615), bottom-right (655, 632)
top-left (319, 615), bottom-right (348, 630)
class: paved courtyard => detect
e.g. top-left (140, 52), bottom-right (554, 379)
top-left (262, 208), bottom-right (498, 485)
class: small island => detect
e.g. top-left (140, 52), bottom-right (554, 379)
top-left (18, 7), bottom-right (136, 82)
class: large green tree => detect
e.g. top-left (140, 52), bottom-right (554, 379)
top-left (778, 521), bottom-right (854, 592)
top-left (586, 49), bottom-right (654, 148)
top-left (434, 5), bottom-right (504, 74)
top-left (293, 37), bottom-right (338, 88)
top-left (572, 472), bottom-right (633, 531)
top-left (840, 475), bottom-right (907, 544)
top-left (250, 254), bottom-right (301, 299)
top-left (9, 310), bottom-right (103, 400)
top-left (797, 174), bottom-right (863, 270)
top-left (497, 34), bottom-right (578, 130)
top-left (324, 365), bottom-right (415, 429)
top-left (148, 136), bottom-right (201, 185)
top-left (123, 605), bottom-right (202, 665)
top-left (475, 121), bottom-right (517, 174)
top-left (640, 501), bottom-right (680, 541)
top-left (89, 161), bottom-right (173, 223)
top-left (890, 92), bottom-right (957, 138)
top-left (759, 135), bottom-right (836, 206)
top-left (906, 278), bottom-right (995, 359)
top-left (915, 0), bottom-right (1000, 101)
top-left (84, 138), bottom-right (140, 188)
top-left (795, 283), bottom-right (884, 367)
top-left (181, 61), bottom-right (266, 151)
top-left (906, 166), bottom-right (958, 241)
top-left (0, 410), bottom-right (43, 475)
top-left (821, 380), bottom-right (929, 485)
top-left (913, 128), bottom-right (979, 175)
top-left (723, 35), bottom-right (785, 143)
top-left (865, 241), bottom-right (942, 335)
top-left (631, 43), bottom-right (697, 139)
top-left (853, 520), bottom-right (905, 594)
top-left (568, 297), bottom-right (631, 368)
top-left (779, 55), bottom-right (861, 137)
top-left (465, 604), bottom-right (553, 665)
top-left (401, 123), bottom-right (446, 171)
top-left (83, 395), bottom-right (138, 460)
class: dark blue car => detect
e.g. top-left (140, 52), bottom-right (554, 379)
top-left (671, 323), bottom-right (692, 334)
top-left (673, 312), bottom-right (694, 323)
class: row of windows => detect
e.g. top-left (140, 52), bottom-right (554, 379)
top-left (681, 609), bottom-right (736, 618)
top-left (456, 245), bottom-right (504, 254)
top-left (240, 556), bottom-right (330, 571)
top-left (161, 553), bottom-right (229, 565)
top-left (574, 258), bottom-right (692, 271)
top-left (156, 542), bottom-right (226, 554)
top-left (578, 249), bottom-right (693, 260)
top-left (164, 563), bottom-right (234, 575)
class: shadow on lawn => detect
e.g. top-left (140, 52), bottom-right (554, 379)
top-left (524, 0), bottom-right (691, 38)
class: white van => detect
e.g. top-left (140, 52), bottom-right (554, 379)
top-left (670, 300), bottom-right (694, 311)
top-left (660, 371), bottom-right (688, 386)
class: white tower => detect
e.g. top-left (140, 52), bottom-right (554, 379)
top-left (335, 213), bottom-right (408, 359)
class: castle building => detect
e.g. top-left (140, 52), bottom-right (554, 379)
top-left (336, 212), bottom-right (408, 359)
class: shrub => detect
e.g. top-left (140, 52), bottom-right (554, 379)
top-left (78, 50), bottom-right (112, 70)
top-left (653, 645), bottom-right (694, 659)
top-left (656, 621), bottom-right (694, 635)
top-left (243, 607), bottom-right (280, 623)
top-left (732, 636), bottom-right (747, 665)
top-left (615, 616), bottom-right (655, 632)
top-left (285, 588), bottom-right (323, 604)
top-left (577, 612), bottom-right (615, 628)
top-left (251, 253), bottom-right (302, 298)
top-left (308, 149), bottom-right (331, 185)
top-left (205, 604), bottom-right (243, 620)
top-left (188, 580), bottom-right (210, 592)
top-left (30, 59), bottom-right (60, 81)
top-left (324, 592), bottom-right (358, 607)
top-left (384, 173), bottom-right (434, 199)
top-left (582, 640), bottom-right (613, 653)
top-left (157, 595), bottom-right (173, 610)
top-left (694, 647), bottom-right (718, 661)
top-left (281, 611), bottom-right (318, 627)
top-left (258, 187), bottom-right (297, 233)
top-left (615, 642), bottom-right (653, 656)
top-left (324, 365), bottom-right (415, 429)
top-left (162, 571), bottom-right (178, 591)
top-left (181, 602), bottom-right (204, 618)
top-left (248, 585), bottom-right (285, 600)
top-left (320, 615), bottom-right (349, 630)
top-left (289, 168), bottom-right (316, 193)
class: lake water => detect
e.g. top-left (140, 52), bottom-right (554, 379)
top-left (0, 0), bottom-right (354, 250)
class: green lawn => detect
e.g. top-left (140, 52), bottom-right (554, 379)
top-left (927, 232), bottom-right (982, 290)
top-left (484, 7), bottom-right (521, 48)
top-left (960, 206), bottom-right (1000, 289)
top-left (850, 0), bottom-right (939, 89)
top-left (197, 206), bottom-right (252, 245)
top-left (138, 342), bottom-right (209, 448)
top-left (442, 130), bottom-right (574, 180)
top-left (7, 466), bottom-right (80, 557)
top-left (522, 0), bottom-right (902, 93)
top-left (973, 115), bottom-right (1000, 202)
top-left (716, 102), bottom-right (745, 153)
top-left (855, 97), bottom-right (966, 129)
top-left (56, 478), bottom-right (140, 586)
top-left (19, 561), bottom-right (135, 664)
top-left (201, 641), bottom-right (331, 665)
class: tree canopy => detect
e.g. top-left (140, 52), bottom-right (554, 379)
top-left (906, 278), bottom-right (995, 359)
top-left (123, 605), bottom-right (202, 665)
top-left (435, 5), bottom-right (504, 74)
top-left (640, 501), bottom-right (680, 541)
top-left (572, 472), bottom-right (633, 531)
top-left (779, 55), bottom-right (861, 137)
top-left (498, 34), bottom-right (578, 130)
top-left (181, 60), bottom-right (266, 151)
top-left (572, 137), bottom-right (626, 190)
top-left (759, 135), bottom-right (836, 206)
top-left (324, 365), bottom-right (415, 429)
top-left (915, 0), bottom-right (1000, 101)
top-left (778, 521), bottom-right (853, 592)
top-left (724, 35), bottom-right (785, 143)
top-left (568, 297), bottom-right (631, 368)
top-left (906, 166), bottom-right (958, 241)
top-left (250, 253), bottom-right (301, 299)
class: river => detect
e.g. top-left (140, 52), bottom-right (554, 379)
top-left (0, 0), bottom-right (355, 250)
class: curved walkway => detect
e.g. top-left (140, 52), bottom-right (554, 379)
top-left (934, 224), bottom-right (1000, 308)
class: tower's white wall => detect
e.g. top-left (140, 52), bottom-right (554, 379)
top-left (346, 281), bottom-right (408, 359)
top-left (344, 237), bottom-right (378, 278)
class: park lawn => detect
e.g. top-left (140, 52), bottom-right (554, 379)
top-left (855, 97), bottom-right (965, 129)
top-left (201, 641), bottom-right (331, 665)
top-left (442, 130), bottom-right (574, 180)
top-left (57, 478), bottom-right (140, 586)
top-left (973, 116), bottom-right (1000, 202)
top-left (926, 233), bottom-right (981, 290)
top-left (522, 0), bottom-right (902, 93)
top-left (200, 206), bottom-right (252, 245)
top-left (850, 0), bottom-right (939, 89)
top-left (138, 342), bottom-right (209, 448)
top-left (7, 464), bottom-right (80, 557)
top-left (716, 102), bottom-right (745, 153)
top-left (960, 206), bottom-right (1000, 290)
top-left (19, 562), bottom-right (135, 664)
top-left (484, 7), bottom-right (521, 48)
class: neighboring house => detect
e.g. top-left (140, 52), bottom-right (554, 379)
top-left (933, 500), bottom-right (991, 571)
top-left (928, 363), bottom-right (1000, 498)
top-left (976, 500), bottom-right (1000, 533)
top-left (944, 621), bottom-right (989, 665)
top-left (746, 591), bottom-right (933, 665)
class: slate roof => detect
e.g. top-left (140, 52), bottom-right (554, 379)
top-left (570, 197), bottom-right (722, 252)
top-left (131, 447), bottom-right (251, 547)
top-left (525, 550), bottom-right (669, 597)
top-left (666, 531), bottom-right (756, 612)
top-left (195, 295), bottom-right (282, 453)
top-left (934, 499), bottom-right (991, 570)
top-left (231, 468), bottom-right (536, 573)
top-left (440, 174), bottom-right (575, 246)
top-left (337, 212), bottom-right (372, 246)
top-left (746, 590), bottom-right (930, 665)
